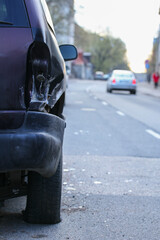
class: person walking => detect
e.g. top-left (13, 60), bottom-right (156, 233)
top-left (152, 72), bottom-right (159, 88)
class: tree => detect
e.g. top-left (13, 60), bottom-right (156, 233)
top-left (74, 24), bottom-right (130, 72)
top-left (74, 23), bottom-right (99, 52)
top-left (92, 36), bottom-right (129, 72)
top-left (46, 0), bottom-right (74, 37)
top-left (46, 2), bottom-right (130, 72)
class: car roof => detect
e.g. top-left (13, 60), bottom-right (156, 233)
top-left (95, 71), bottom-right (104, 74)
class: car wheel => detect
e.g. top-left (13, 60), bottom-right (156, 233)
top-left (23, 153), bottom-right (62, 224)
top-left (130, 90), bottom-right (136, 95)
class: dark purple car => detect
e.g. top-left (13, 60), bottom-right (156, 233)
top-left (0, 0), bottom-right (77, 224)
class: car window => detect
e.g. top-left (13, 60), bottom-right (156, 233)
top-left (40, 0), bottom-right (55, 33)
top-left (114, 73), bottom-right (134, 78)
top-left (0, 0), bottom-right (29, 27)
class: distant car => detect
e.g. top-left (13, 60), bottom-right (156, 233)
top-left (106, 70), bottom-right (137, 94)
top-left (103, 74), bottom-right (110, 80)
top-left (0, 0), bottom-right (77, 224)
top-left (94, 71), bottom-right (104, 80)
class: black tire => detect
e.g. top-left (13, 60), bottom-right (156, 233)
top-left (130, 90), bottom-right (136, 95)
top-left (23, 154), bottom-right (62, 224)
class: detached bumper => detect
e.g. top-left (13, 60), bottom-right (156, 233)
top-left (0, 111), bottom-right (65, 177)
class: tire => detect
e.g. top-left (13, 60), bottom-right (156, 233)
top-left (23, 153), bottom-right (62, 224)
top-left (130, 90), bottom-right (136, 95)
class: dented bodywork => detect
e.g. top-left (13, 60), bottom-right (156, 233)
top-left (0, 0), bottom-right (66, 113)
top-left (0, 0), bottom-right (77, 186)
top-left (25, 0), bottom-right (66, 112)
top-left (27, 41), bottom-right (65, 112)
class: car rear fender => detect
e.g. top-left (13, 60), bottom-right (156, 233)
top-left (26, 41), bottom-right (66, 112)
top-left (0, 28), bottom-right (33, 110)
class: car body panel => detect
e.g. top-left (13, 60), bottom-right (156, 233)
top-left (0, 0), bottom-right (66, 112)
top-left (0, 28), bottom-right (33, 110)
top-left (25, 0), bottom-right (66, 111)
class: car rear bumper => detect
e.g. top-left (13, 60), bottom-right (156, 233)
top-left (110, 84), bottom-right (136, 91)
top-left (0, 111), bottom-right (65, 177)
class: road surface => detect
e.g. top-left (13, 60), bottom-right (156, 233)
top-left (0, 79), bottom-right (160, 240)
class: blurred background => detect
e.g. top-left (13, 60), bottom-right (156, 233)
top-left (46, 0), bottom-right (160, 81)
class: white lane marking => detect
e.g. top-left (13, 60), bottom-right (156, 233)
top-left (117, 111), bottom-right (125, 116)
top-left (81, 108), bottom-right (96, 111)
top-left (66, 187), bottom-right (76, 191)
top-left (94, 181), bottom-right (102, 185)
top-left (102, 101), bottom-right (108, 106)
top-left (146, 129), bottom-right (160, 139)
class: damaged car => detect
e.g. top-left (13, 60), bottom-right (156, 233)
top-left (0, 0), bottom-right (77, 224)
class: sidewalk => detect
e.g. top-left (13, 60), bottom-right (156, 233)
top-left (138, 81), bottom-right (160, 98)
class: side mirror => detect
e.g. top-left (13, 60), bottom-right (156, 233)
top-left (59, 44), bottom-right (77, 61)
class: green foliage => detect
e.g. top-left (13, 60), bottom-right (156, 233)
top-left (92, 36), bottom-right (130, 72)
top-left (74, 24), bottom-right (99, 52)
top-left (75, 24), bottom-right (130, 73)
top-left (46, 0), bottom-right (74, 36)
top-left (46, 1), bottom-right (130, 73)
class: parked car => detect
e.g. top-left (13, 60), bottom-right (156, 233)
top-left (0, 0), bottom-right (77, 224)
top-left (103, 73), bottom-right (110, 81)
top-left (106, 70), bottom-right (137, 94)
top-left (94, 71), bottom-right (104, 80)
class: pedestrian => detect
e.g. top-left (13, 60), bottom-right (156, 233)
top-left (147, 73), bottom-right (151, 83)
top-left (152, 72), bottom-right (159, 88)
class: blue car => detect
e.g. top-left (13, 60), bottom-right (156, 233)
top-left (107, 70), bottom-right (137, 94)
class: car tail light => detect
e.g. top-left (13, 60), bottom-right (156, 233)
top-left (112, 79), bottom-right (116, 84)
top-left (132, 79), bottom-right (136, 84)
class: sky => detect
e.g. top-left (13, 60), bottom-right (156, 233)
top-left (75, 0), bottom-right (160, 73)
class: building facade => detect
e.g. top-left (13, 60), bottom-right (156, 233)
top-left (156, 25), bottom-right (160, 74)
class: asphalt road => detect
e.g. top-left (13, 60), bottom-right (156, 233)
top-left (64, 80), bottom-right (160, 157)
top-left (1, 79), bottom-right (160, 240)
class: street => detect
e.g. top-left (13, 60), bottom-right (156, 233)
top-left (1, 79), bottom-right (160, 240)
top-left (64, 80), bottom-right (160, 157)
